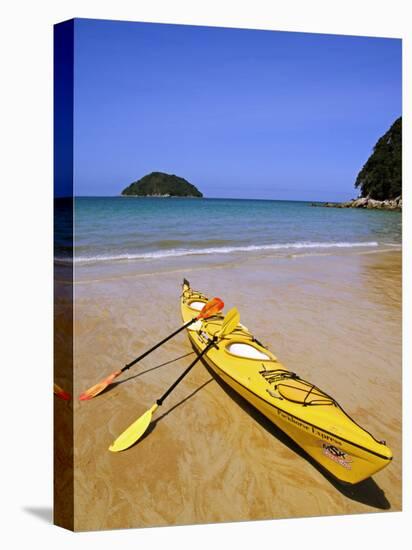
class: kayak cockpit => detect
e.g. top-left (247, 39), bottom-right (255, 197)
top-left (188, 300), bottom-right (208, 311)
top-left (225, 336), bottom-right (277, 363)
top-left (225, 341), bottom-right (272, 361)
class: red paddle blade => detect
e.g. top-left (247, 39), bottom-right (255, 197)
top-left (53, 383), bottom-right (71, 401)
top-left (79, 370), bottom-right (122, 401)
top-left (197, 297), bottom-right (224, 319)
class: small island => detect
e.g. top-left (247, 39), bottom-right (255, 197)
top-left (121, 172), bottom-right (203, 197)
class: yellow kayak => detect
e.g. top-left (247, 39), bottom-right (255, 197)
top-left (180, 279), bottom-right (392, 484)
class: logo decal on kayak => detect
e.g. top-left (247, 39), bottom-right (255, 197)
top-left (321, 444), bottom-right (353, 470)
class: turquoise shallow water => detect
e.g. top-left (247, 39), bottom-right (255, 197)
top-left (55, 197), bottom-right (402, 265)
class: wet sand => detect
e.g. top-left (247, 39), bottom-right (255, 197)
top-left (72, 249), bottom-right (401, 531)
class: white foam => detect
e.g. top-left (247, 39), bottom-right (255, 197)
top-left (72, 241), bottom-right (380, 264)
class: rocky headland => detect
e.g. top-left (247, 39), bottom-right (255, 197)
top-left (313, 196), bottom-right (402, 211)
top-left (314, 117), bottom-right (402, 211)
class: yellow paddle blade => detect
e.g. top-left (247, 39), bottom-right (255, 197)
top-left (216, 307), bottom-right (240, 338)
top-left (79, 370), bottom-right (122, 401)
top-left (109, 403), bottom-right (159, 452)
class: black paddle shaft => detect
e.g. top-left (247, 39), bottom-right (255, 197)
top-left (156, 340), bottom-right (216, 407)
top-left (121, 318), bottom-right (196, 373)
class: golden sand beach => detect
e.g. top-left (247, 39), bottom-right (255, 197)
top-left (69, 249), bottom-right (401, 531)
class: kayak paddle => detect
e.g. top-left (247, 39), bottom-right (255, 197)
top-left (109, 307), bottom-right (240, 452)
top-left (79, 296), bottom-right (224, 401)
top-left (54, 383), bottom-right (71, 401)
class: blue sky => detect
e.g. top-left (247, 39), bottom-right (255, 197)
top-left (73, 19), bottom-right (401, 201)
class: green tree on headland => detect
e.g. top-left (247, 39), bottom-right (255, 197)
top-left (355, 117), bottom-right (402, 200)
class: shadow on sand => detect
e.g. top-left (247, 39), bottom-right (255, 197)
top-left (122, 378), bottom-right (214, 448)
top-left (97, 352), bottom-right (195, 398)
top-left (200, 359), bottom-right (390, 510)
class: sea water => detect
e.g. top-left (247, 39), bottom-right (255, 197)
top-left (55, 197), bottom-right (402, 266)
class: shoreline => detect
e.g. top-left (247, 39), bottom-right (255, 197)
top-left (67, 244), bottom-right (402, 283)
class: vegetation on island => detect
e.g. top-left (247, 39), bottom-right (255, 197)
top-left (355, 117), bottom-right (402, 201)
top-left (121, 172), bottom-right (203, 197)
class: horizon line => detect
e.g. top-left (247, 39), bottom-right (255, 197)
top-left (55, 195), bottom-right (347, 203)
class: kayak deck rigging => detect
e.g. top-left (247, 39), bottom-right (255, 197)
top-left (259, 368), bottom-right (337, 407)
